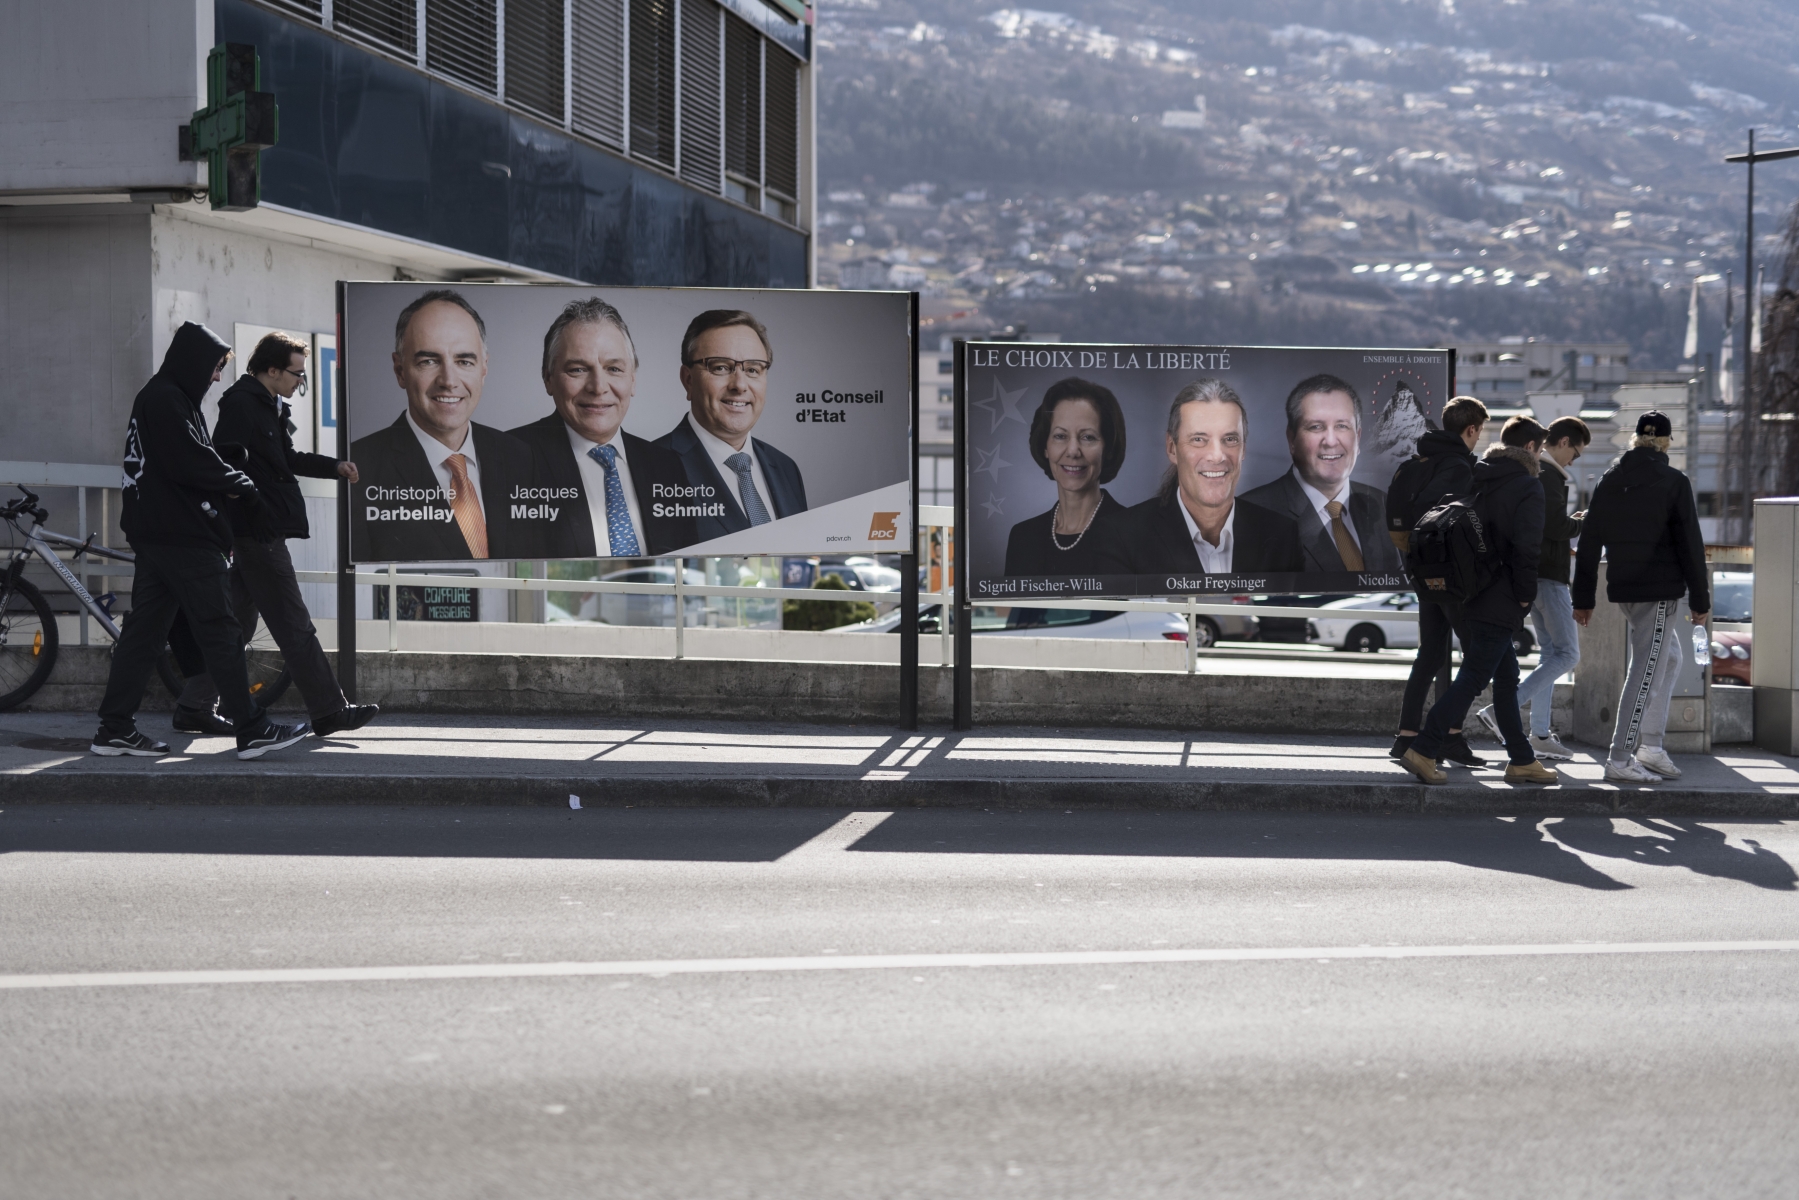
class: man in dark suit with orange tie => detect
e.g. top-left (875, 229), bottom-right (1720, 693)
top-left (655, 309), bottom-right (807, 543)
top-left (507, 297), bottom-right (695, 558)
top-left (349, 289), bottom-right (541, 562)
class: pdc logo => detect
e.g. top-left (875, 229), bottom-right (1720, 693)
top-left (867, 512), bottom-right (900, 540)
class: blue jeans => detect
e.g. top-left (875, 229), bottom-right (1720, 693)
top-left (1414, 618), bottom-right (1533, 766)
top-left (1516, 581), bottom-right (1579, 738)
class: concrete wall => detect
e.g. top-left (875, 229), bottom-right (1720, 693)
top-left (0, 0), bottom-right (207, 194)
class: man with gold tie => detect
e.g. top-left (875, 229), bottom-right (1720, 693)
top-left (1239, 373), bottom-right (1402, 575)
top-left (350, 289), bottom-right (542, 562)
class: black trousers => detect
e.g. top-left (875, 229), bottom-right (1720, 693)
top-left (99, 543), bottom-right (255, 731)
top-left (1398, 600), bottom-right (1464, 733)
top-left (177, 537), bottom-right (345, 720)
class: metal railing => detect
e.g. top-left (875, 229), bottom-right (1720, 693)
top-left (6, 466), bottom-right (1422, 674)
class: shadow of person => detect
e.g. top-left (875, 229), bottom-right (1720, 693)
top-left (1544, 818), bottom-right (1799, 891)
top-left (852, 811), bottom-right (1631, 891)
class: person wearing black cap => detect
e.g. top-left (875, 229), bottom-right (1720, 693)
top-left (1572, 410), bottom-right (1709, 783)
top-left (90, 321), bottom-right (311, 761)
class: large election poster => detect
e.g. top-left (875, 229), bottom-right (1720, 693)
top-left (964, 342), bottom-right (1452, 600)
top-left (341, 283), bottom-right (914, 565)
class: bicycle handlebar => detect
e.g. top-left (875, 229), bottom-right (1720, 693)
top-left (3, 486), bottom-right (54, 526)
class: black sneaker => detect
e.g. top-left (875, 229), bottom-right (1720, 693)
top-left (236, 719), bottom-right (310, 760)
top-left (1438, 733), bottom-right (1488, 769)
top-left (91, 728), bottom-right (170, 757)
top-left (311, 703), bottom-right (380, 738)
top-left (1388, 734), bottom-right (1414, 760)
top-left (172, 704), bottom-right (237, 736)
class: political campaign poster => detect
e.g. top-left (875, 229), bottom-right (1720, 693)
top-left (964, 342), bottom-right (1453, 600)
top-left (340, 283), bottom-right (914, 565)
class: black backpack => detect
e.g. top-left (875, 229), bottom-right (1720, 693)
top-left (1381, 449), bottom-right (1439, 550)
top-left (1407, 496), bottom-right (1496, 605)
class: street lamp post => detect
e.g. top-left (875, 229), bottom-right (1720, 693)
top-left (1725, 132), bottom-right (1799, 543)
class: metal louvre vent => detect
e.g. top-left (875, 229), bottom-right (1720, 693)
top-left (265, 0), bottom-right (325, 20)
top-left (505, 0), bottom-right (566, 121)
top-left (678, 0), bottom-right (723, 193)
top-left (427, 0), bottom-right (498, 94)
top-left (630, 0), bottom-right (677, 169)
top-left (572, 0), bottom-right (626, 148)
top-left (723, 13), bottom-right (760, 183)
top-left (335, 0), bottom-right (417, 56)
top-left (764, 44), bottom-right (798, 200)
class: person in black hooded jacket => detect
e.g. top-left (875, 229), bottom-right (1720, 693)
top-left (175, 332), bottom-right (379, 740)
top-left (1399, 417), bottom-right (1558, 786)
top-left (1572, 410), bottom-right (1710, 783)
top-left (92, 322), bottom-right (309, 761)
top-left (1390, 396), bottom-right (1489, 768)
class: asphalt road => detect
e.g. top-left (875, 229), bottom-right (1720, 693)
top-left (2, 805), bottom-right (1796, 1199)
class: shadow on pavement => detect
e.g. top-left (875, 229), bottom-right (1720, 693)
top-left (0, 807), bottom-right (847, 863)
top-left (1543, 818), bottom-right (1799, 891)
top-left (853, 810), bottom-right (1636, 890)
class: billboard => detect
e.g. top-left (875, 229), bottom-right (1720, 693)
top-left (964, 342), bottom-right (1452, 599)
top-left (341, 283), bottom-right (914, 564)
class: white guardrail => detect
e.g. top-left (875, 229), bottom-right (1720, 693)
top-left (7, 465), bottom-right (1429, 670)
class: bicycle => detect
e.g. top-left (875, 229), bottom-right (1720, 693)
top-left (0, 486), bottom-right (292, 712)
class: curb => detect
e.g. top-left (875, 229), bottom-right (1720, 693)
top-left (3, 771), bottom-right (1795, 818)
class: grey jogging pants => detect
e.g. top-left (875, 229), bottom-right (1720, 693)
top-left (1609, 599), bottom-right (1682, 762)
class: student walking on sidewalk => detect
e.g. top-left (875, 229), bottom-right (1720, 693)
top-left (1474, 415), bottom-right (1589, 759)
top-left (91, 323), bottom-right (310, 761)
top-left (1572, 411), bottom-right (1710, 783)
top-left (1399, 417), bottom-right (1559, 786)
top-left (1388, 396), bottom-right (1490, 769)
top-left (171, 332), bottom-right (380, 739)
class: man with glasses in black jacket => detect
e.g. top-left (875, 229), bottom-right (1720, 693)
top-left (173, 332), bottom-right (379, 739)
top-left (92, 322), bottom-right (310, 760)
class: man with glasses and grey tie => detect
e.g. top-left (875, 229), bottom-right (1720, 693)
top-left (656, 309), bottom-right (808, 541)
top-left (508, 297), bottom-right (696, 558)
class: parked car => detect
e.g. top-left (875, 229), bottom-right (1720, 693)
top-left (1306, 591), bottom-right (1535, 657)
top-left (1708, 571), bottom-right (1753, 685)
top-left (1252, 593), bottom-right (1353, 642)
top-left (1711, 630), bottom-right (1752, 685)
top-left (551, 564), bottom-right (708, 627)
top-left (819, 559), bottom-right (902, 592)
top-left (848, 604), bottom-right (1221, 642)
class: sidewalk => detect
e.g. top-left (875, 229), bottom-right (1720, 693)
top-left (4, 713), bottom-right (1796, 816)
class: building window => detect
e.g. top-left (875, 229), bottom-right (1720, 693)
top-left (764, 43), bottom-right (798, 221)
top-left (723, 12), bottom-right (762, 208)
top-left (938, 387), bottom-right (952, 403)
top-left (572, 0), bottom-right (626, 149)
top-left (505, 0), bottom-right (566, 122)
top-left (630, 0), bottom-right (678, 169)
top-left (937, 413), bottom-right (954, 431)
top-left (334, 0), bottom-right (416, 56)
top-left (426, 0), bottom-right (498, 94)
top-left (678, 0), bottom-right (723, 192)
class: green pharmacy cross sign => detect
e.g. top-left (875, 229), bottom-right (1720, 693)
top-left (178, 43), bottom-right (278, 211)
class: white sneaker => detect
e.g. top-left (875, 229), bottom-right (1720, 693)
top-left (1604, 758), bottom-right (1659, 783)
top-left (1529, 733), bottom-right (1574, 761)
top-left (1635, 747), bottom-right (1682, 780)
top-left (1474, 705), bottom-right (1503, 743)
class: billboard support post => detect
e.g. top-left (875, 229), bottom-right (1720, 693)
top-left (952, 337), bottom-right (972, 730)
top-left (674, 558), bottom-right (686, 660)
top-left (334, 282), bottom-right (356, 702)
top-left (899, 292), bottom-right (920, 730)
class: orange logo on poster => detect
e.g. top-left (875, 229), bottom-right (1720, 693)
top-left (868, 512), bottom-right (900, 540)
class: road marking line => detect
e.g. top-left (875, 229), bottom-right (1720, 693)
top-left (3, 940), bottom-right (1794, 993)
top-left (776, 810), bottom-right (895, 859)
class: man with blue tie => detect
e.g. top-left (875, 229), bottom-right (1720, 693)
top-left (656, 309), bottom-right (808, 541)
top-left (508, 298), bottom-right (695, 558)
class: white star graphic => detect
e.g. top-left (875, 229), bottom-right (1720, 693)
top-left (982, 495), bottom-right (1006, 519)
top-left (973, 446), bottom-right (1011, 482)
top-left (971, 378), bottom-right (1029, 433)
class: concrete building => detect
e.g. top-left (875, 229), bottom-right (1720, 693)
top-left (2, 0), bottom-right (815, 616)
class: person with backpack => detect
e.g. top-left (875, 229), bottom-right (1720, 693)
top-left (1473, 415), bottom-right (1588, 759)
top-left (1572, 411), bottom-right (1709, 783)
top-left (1386, 395), bottom-right (1489, 769)
top-left (1398, 416), bottom-right (1559, 785)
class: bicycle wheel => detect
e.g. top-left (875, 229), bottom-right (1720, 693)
top-left (0, 576), bottom-right (59, 712)
top-left (155, 614), bottom-right (293, 707)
